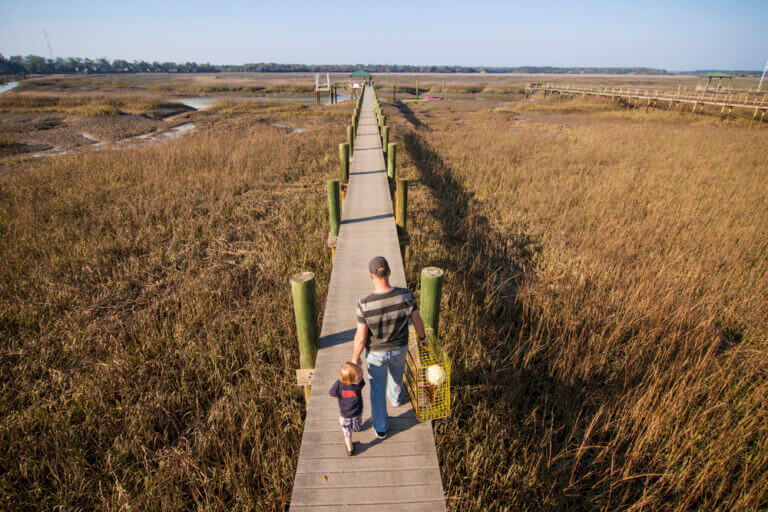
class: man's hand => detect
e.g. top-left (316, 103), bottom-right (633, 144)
top-left (410, 310), bottom-right (428, 347)
top-left (352, 322), bottom-right (368, 364)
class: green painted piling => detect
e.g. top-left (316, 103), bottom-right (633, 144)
top-left (396, 179), bottom-right (408, 263)
top-left (347, 126), bottom-right (354, 154)
top-left (387, 143), bottom-right (397, 180)
top-left (396, 179), bottom-right (407, 235)
top-left (291, 272), bottom-right (319, 402)
top-left (327, 179), bottom-right (341, 237)
top-left (420, 267), bottom-right (444, 336)
top-left (382, 126), bottom-right (389, 158)
top-left (339, 143), bottom-right (350, 184)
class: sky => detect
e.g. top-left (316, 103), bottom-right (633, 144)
top-left (1, 0), bottom-right (767, 71)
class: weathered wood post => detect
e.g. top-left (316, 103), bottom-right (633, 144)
top-left (420, 267), bottom-right (444, 336)
top-left (416, 79), bottom-right (420, 100)
top-left (339, 143), bottom-right (350, 205)
top-left (347, 126), bottom-right (354, 154)
top-left (382, 126), bottom-right (389, 159)
top-left (393, 79), bottom-right (397, 102)
top-left (396, 178), bottom-right (408, 262)
top-left (291, 272), bottom-right (319, 403)
top-left (387, 143), bottom-right (397, 181)
top-left (327, 179), bottom-right (341, 260)
top-left (396, 179), bottom-right (407, 232)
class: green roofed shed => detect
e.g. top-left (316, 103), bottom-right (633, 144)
top-left (696, 72), bottom-right (734, 92)
top-left (699, 72), bottom-right (734, 78)
top-left (349, 69), bottom-right (373, 86)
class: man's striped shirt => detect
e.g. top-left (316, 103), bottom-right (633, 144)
top-left (355, 287), bottom-right (419, 352)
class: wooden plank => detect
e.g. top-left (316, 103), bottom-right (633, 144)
top-left (291, 501), bottom-right (447, 512)
top-left (300, 427), bottom-right (436, 446)
top-left (302, 416), bottom-right (423, 432)
top-left (293, 469), bottom-right (442, 489)
top-left (291, 484), bottom-right (445, 506)
top-left (296, 454), bottom-right (440, 474)
top-left (300, 440), bottom-right (437, 459)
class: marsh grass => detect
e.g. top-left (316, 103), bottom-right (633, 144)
top-left (0, 100), bottom-right (348, 510)
top-left (0, 92), bottom-right (188, 114)
top-left (3, 74), bottom-right (767, 510)
top-left (386, 98), bottom-right (768, 511)
top-left (67, 102), bottom-right (122, 117)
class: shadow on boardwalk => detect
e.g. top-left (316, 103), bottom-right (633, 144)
top-left (397, 104), bottom-right (626, 510)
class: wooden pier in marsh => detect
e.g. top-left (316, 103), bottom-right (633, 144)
top-left (530, 83), bottom-right (768, 121)
top-left (288, 85), bottom-right (447, 511)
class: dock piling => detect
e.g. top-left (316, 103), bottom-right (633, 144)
top-left (420, 267), bottom-right (444, 336)
top-left (290, 272), bottom-right (319, 403)
top-left (327, 179), bottom-right (341, 260)
top-left (387, 142), bottom-right (397, 181)
top-left (396, 178), bottom-right (408, 262)
top-left (339, 143), bottom-right (350, 185)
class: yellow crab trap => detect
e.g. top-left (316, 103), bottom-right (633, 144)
top-left (404, 327), bottom-right (451, 421)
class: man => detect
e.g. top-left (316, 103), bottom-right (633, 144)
top-left (352, 256), bottom-right (427, 439)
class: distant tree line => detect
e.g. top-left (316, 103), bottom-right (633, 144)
top-left (0, 54), bottom-right (217, 76)
top-left (224, 63), bottom-right (678, 75)
top-left (0, 54), bottom-right (758, 77)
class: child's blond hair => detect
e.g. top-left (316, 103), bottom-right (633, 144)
top-left (339, 362), bottom-right (363, 385)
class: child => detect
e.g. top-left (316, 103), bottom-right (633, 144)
top-left (328, 361), bottom-right (365, 456)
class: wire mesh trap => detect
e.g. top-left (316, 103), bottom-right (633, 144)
top-left (405, 327), bottom-right (451, 422)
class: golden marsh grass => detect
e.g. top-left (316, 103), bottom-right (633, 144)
top-left (2, 74), bottom-right (767, 510)
top-left (0, 99), bottom-right (349, 510)
top-left (386, 96), bottom-right (768, 511)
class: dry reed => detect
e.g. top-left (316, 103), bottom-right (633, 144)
top-left (0, 100), bottom-right (348, 510)
top-left (386, 96), bottom-right (768, 511)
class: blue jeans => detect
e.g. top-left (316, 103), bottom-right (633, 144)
top-left (365, 346), bottom-right (408, 433)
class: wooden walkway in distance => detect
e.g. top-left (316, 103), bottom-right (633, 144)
top-left (532, 83), bottom-right (768, 119)
top-left (289, 86), bottom-right (446, 511)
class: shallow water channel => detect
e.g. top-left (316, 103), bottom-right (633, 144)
top-left (30, 123), bottom-right (197, 158)
top-left (171, 93), bottom-right (352, 110)
top-left (15, 89), bottom-right (331, 158)
top-left (0, 82), bottom-right (20, 94)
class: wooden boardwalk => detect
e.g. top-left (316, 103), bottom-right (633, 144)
top-left (531, 83), bottom-right (768, 119)
top-left (289, 86), bottom-right (446, 511)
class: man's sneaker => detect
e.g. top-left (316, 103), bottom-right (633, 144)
top-left (391, 397), bottom-right (411, 407)
top-left (375, 430), bottom-right (387, 440)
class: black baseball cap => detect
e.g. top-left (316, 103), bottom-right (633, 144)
top-left (368, 256), bottom-right (390, 276)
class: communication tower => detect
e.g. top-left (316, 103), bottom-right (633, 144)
top-left (43, 30), bottom-right (56, 60)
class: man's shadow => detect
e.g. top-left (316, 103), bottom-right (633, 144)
top-left (352, 409), bottom-right (418, 455)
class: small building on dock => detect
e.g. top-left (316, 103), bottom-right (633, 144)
top-left (349, 69), bottom-right (373, 88)
top-left (695, 72), bottom-right (734, 92)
